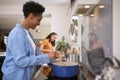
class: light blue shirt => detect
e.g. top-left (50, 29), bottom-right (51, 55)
top-left (1, 23), bottom-right (50, 80)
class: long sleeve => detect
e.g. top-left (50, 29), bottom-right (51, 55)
top-left (9, 28), bottom-right (50, 67)
top-left (2, 24), bottom-right (50, 80)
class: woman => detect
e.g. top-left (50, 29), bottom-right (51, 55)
top-left (81, 33), bottom-right (103, 53)
top-left (1, 1), bottom-right (56, 80)
top-left (88, 32), bottom-right (112, 56)
top-left (88, 32), bottom-right (103, 50)
top-left (39, 32), bottom-right (60, 77)
top-left (40, 32), bottom-right (58, 54)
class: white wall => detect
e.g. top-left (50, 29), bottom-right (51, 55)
top-left (113, 0), bottom-right (120, 59)
top-left (42, 5), bottom-right (71, 42)
top-left (0, 4), bottom-right (71, 42)
top-left (0, 5), bottom-right (22, 14)
top-left (29, 17), bottom-right (51, 39)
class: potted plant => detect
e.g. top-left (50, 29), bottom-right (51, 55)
top-left (69, 19), bottom-right (78, 43)
top-left (56, 36), bottom-right (70, 53)
top-left (69, 19), bottom-right (78, 36)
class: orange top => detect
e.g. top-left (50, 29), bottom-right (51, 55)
top-left (42, 39), bottom-right (53, 50)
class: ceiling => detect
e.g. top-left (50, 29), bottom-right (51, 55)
top-left (0, 0), bottom-right (68, 5)
top-left (0, 0), bottom-right (68, 30)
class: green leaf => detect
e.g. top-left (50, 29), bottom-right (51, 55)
top-left (55, 36), bottom-right (70, 52)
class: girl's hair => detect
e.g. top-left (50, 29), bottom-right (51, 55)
top-left (88, 32), bottom-right (98, 39)
top-left (102, 57), bottom-right (114, 68)
top-left (45, 32), bottom-right (57, 46)
top-left (88, 32), bottom-right (99, 48)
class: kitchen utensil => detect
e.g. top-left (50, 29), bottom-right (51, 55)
top-left (52, 62), bottom-right (79, 78)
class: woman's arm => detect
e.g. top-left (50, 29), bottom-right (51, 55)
top-left (40, 44), bottom-right (54, 53)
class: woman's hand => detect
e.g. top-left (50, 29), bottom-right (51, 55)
top-left (54, 51), bottom-right (60, 58)
top-left (48, 52), bottom-right (55, 59)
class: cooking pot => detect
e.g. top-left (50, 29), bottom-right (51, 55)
top-left (52, 62), bottom-right (79, 78)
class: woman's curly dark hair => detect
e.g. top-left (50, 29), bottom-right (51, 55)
top-left (23, 1), bottom-right (45, 18)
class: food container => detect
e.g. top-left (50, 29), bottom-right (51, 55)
top-left (52, 62), bottom-right (79, 78)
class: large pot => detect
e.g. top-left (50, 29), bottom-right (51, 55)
top-left (52, 62), bottom-right (79, 78)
